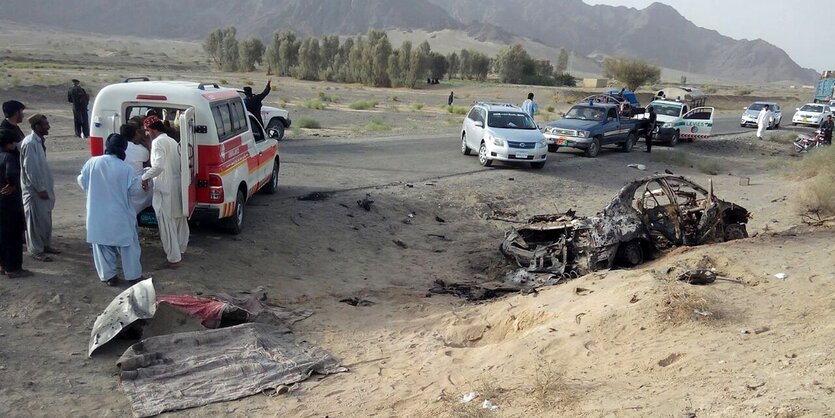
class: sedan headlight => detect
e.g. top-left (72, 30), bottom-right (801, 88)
top-left (491, 136), bottom-right (505, 146)
top-left (538, 139), bottom-right (547, 147)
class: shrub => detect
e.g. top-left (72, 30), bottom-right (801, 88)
top-left (243, 79), bottom-right (254, 86)
top-left (650, 149), bottom-right (689, 166)
top-left (602, 58), bottom-right (661, 91)
top-left (789, 145), bottom-right (835, 217)
top-left (389, 95), bottom-right (398, 102)
top-left (297, 118), bottom-right (322, 129)
top-left (365, 118), bottom-right (392, 132)
top-left (303, 99), bottom-right (327, 110)
top-left (317, 91), bottom-right (336, 102)
top-left (696, 159), bottom-right (723, 175)
top-left (553, 72), bottom-right (577, 87)
top-left (546, 105), bottom-right (555, 113)
top-left (446, 105), bottom-right (469, 115)
top-left (349, 100), bottom-right (379, 110)
top-left (218, 79), bottom-right (228, 85)
top-left (735, 89), bottom-right (753, 96)
top-left (411, 102), bottom-right (425, 111)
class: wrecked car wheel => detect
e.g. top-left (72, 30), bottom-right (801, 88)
top-left (617, 240), bottom-right (644, 267)
top-left (547, 144), bottom-right (558, 153)
top-left (478, 143), bottom-right (493, 167)
top-left (724, 223), bottom-right (748, 241)
top-left (461, 134), bottom-right (471, 155)
top-left (584, 138), bottom-right (601, 158)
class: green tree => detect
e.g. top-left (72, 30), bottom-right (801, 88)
top-left (296, 37), bottom-right (321, 80)
top-left (319, 35), bottom-right (340, 78)
top-left (602, 58), bottom-right (661, 91)
top-left (459, 49), bottom-right (471, 79)
top-left (407, 41), bottom-right (432, 88)
top-left (494, 44), bottom-right (534, 84)
top-left (446, 52), bottom-right (459, 80)
top-left (556, 48), bottom-right (569, 73)
top-left (469, 51), bottom-right (490, 82)
top-left (368, 30), bottom-right (392, 87)
top-left (238, 37), bottom-right (265, 72)
top-left (429, 52), bottom-right (448, 81)
top-left (397, 41), bottom-right (413, 86)
top-left (204, 28), bottom-right (223, 68)
top-left (276, 31), bottom-right (300, 76)
top-left (387, 51), bottom-right (403, 87)
top-left (220, 27), bottom-right (240, 72)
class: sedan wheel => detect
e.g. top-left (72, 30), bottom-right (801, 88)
top-left (478, 143), bottom-right (493, 167)
top-left (461, 134), bottom-right (471, 155)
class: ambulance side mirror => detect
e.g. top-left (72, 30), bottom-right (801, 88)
top-left (268, 128), bottom-right (280, 139)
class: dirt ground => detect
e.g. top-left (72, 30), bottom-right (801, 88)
top-left (0, 24), bottom-right (833, 418)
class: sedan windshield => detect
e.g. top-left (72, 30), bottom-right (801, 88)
top-left (748, 103), bottom-right (769, 111)
top-left (564, 106), bottom-right (605, 121)
top-left (487, 112), bottom-right (537, 129)
top-left (800, 105), bottom-right (823, 113)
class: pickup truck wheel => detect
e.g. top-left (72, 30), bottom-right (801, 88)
top-left (530, 161), bottom-right (546, 169)
top-left (220, 189), bottom-right (245, 235)
top-left (621, 133), bottom-right (636, 152)
top-left (668, 130), bottom-right (679, 147)
top-left (478, 142), bottom-right (493, 167)
top-left (774, 121), bottom-right (780, 129)
top-left (461, 134), bottom-right (471, 155)
top-left (261, 160), bottom-right (279, 194)
top-left (267, 119), bottom-right (285, 141)
top-left (547, 144), bottom-right (558, 153)
top-left (584, 138), bottom-right (601, 158)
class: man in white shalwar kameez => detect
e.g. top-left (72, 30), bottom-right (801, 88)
top-left (20, 114), bottom-right (59, 261)
top-left (756, 104), bottom-right (772, 140)
top-left (141, 116), bottom-right (188, 268)
top-left (78, 133), bottom-right (145, 286)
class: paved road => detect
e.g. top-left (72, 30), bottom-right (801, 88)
top-left (714, 109), bottom-right (814, 136)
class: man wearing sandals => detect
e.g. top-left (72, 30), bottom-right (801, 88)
top-left (20, 114), bottom-right (59, 262)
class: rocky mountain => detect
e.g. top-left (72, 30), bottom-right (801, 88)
top-left (0, 0), bottom-right (818, 83)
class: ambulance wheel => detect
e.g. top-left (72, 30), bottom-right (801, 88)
top-left (262, 160), bottom-right (279, 194)
top-left (221, 189), bottom-right (245, 235)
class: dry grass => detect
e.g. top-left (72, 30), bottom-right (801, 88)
top-left (786, 145), bottom-right (835, 217)
top-left (297, 118), bottom-right (322, 129)
top-left (530, 363), bottom-right (580, 411)
top-left (650, 149), bottom-right (689, 166)
top-left (657, 283), bottom-right (723, 325)
top-left (696, 159), bottom-right (724, 175)
top-left (443, 377), bottom-right (505, 418)
top-left (349, 99), bottom-right (379, 110)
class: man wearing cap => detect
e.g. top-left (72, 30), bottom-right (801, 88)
top-left (78, 133), bottom-right (145, 286)
top-left (20, 114), bottom-right (59, 261)
top-left (1, 100), bottom-right (26, 143)
top-left (243, 78), bottom-right (271, 127)
top-left (67, 79), bottom-right (90, 138)
top-left (141, 115), bottom-right (188, 268)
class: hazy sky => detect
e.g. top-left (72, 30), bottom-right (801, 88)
top-left (584, 0), bottom-right (831, 72)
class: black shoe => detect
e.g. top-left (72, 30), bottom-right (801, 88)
top-left (105, 276), bottom-right (119, 286)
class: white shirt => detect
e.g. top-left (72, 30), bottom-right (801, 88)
top-left (756, 109), bottom-right (772, 126)
top-left (125, 142), bottom-right (149, 176)
top-left (142, 133), bottom-right (183, 217)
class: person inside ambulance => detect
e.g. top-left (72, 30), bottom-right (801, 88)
top-left (141, 115), bottom-right (189, 269)
top-left (120, 123), bottom-right (153, 214)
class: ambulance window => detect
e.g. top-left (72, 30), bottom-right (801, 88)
top-left (211, 106), bottom-right (225, 137)
top-left (219, 104), bottom-right (233, 134)
top-left (230, 101), bottom-right (242, 130)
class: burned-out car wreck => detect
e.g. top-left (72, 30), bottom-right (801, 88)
top-left (500, 175), bottom-right (750, 276)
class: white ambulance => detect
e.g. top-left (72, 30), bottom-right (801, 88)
top-left (89, 78), bottom-right (280, 234)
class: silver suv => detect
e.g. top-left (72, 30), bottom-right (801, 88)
top-left (461, 102), bottom-right (547, 169)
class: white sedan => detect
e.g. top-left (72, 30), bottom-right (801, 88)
top-left (792, 103), bottom-right (831, 127)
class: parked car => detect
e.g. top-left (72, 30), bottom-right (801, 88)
top-left (635, 100), bottom-right (715, 146)
top-left (235, 89), bottom-right (291, 140)
top-left (461, 102), bottom-right (548, 169)
top-left (740, 102), bottom-right (782, 129)
top-left (500, 175), bottom-right (750, 275)
top-left (792, 103), bottom-right (832, 127)
top-left (543, 101), bottom-right (649, 157)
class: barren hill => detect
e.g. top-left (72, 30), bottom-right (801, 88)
top-left (0, 0), bottom-right (818, 83)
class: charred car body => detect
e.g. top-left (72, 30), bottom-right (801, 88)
top-left (500, 175), bottom-right (750, 276)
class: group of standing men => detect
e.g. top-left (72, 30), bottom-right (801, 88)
top-left (0, 100), bottom-right (59, 278)
top-left (1, 79), bottom-right (190, 285)
top-left (78, 114), bottom-right (190, 286)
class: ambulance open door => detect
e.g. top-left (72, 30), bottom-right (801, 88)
top-left (179, 107), bottom-right (197, 217)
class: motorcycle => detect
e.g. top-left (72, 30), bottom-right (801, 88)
top-left (794, 130), bottom-right (827, 153)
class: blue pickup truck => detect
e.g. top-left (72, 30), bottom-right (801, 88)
top-left (543, 102), bottom-right (650, 158)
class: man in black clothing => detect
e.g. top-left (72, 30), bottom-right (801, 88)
top-left (0, 130), bottom-right (30, 278)
top-left (645, 105), bottom-right (656, 153)
top-left (243, 79), bottom-right (271, 127)
top-left (822, 115), bottom-right (833, 146)
top-left (68, 79), bottom-right (90, 138)
top-left (1, 100), bottom-right (26, 143)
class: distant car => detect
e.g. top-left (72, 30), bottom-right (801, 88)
top-left (740, 102), bottom-right (781, 129)
top-left (792, 103), bottom-right (831, 127)
top-left (236, 90), bottom-right (291, 140)
top-left (460, 102), bottom-right (547, 169)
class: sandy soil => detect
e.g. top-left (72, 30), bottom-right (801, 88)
top-left (0, 24), bottom-right (832, 418)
